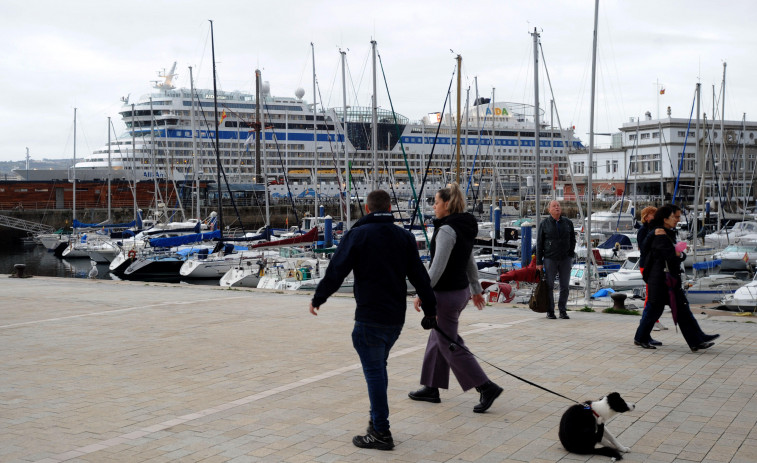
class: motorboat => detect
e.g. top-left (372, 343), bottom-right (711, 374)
top-left (712, 244), bottom-right (757, 271)
top-left (720, 274), bottom-right (757, 312)
top-left (603, 251), bottom-right (645, 291)
top-left (584, 200), bottom-right (636, 239)
top-left (595, 233), bottom-right (636, 263)
top-left (685, 274), bottom-right (746, 305)
top-left (704, 221), bottom-right (757, 247)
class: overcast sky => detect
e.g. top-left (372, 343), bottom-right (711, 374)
top-left (2, 0), bottom-right (755, 163)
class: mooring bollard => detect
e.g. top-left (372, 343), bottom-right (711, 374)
top-left (13, 264), bottom-right (27, 278)
top-left (610, 292), bottom-right (627, 310)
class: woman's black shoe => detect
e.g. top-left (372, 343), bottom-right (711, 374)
top-left (702, 334), bottom-right (720, 343)
top-left (473, 381), bottom-right (503, 413)
top-left (408, 386), bottom-right (441, 403)
top-left (690, 341), bottom-right (715, 352)
top-left (634, 340), bottom-right (656, 349)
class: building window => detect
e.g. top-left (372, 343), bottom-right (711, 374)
top-left (641, 133), bottom-right (650, 139)
top-left (612, 160), bottom-right (618, 173)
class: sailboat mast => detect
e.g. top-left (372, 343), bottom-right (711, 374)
top-left (73, 107), bottom-right (77, 226)
top-left (210, 20), bottom-right (223, 235)
top-left (107, 117), bottom-right (112, 222)
top-left (532, 28), bottom-right (541, 232)
top-left (312, 43), bottom-right (319, 216)
top-left (371, 40), bottom-right (378, 190)
top-left (455, 54), bottom-right (462, 185)
top-left (255, 69), bottom-right (262, 184)
top-left (131, 103), bottom-right (137, 223)
top-left (693, 83), bottom-right (701, 261)
top-left (341, 49), bottom-right (350, 230)
top-left (585, 0), bottom-right (600, 301)
top-left (149, 97), bottom-right (158, 219)
top-left (720, 62), bottom-right (726, 217)
top-left (189, 66), bottom-right (200, 220)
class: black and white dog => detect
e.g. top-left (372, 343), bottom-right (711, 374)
top-left (558, 392), bottom-right (635, 460)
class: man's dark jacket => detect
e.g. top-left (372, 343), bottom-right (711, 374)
top-left (536, 215), bottom-right (576, 265)
top-left (312, 212), bottom-right (436, 325)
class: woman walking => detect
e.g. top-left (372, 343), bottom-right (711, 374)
top-left (633, 205), bottom-right (719, 351)
top-left (637, 206), bottom-right (667, 335)
top-left (408, 183), bottom-right (503, 413)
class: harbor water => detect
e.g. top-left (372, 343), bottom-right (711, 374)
top-left (0, 242), bottom-right (211, 284)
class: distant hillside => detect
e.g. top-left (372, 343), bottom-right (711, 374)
top-left (0, 159), bottom-right (72, 178)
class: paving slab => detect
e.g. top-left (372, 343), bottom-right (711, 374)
top-left (1, 277), bottom-right (756, 462)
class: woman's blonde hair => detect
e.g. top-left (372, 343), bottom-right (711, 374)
top-left (640, 206), bottom-right (657, 224)
top-left (437, 183), bottom-right (466, 214)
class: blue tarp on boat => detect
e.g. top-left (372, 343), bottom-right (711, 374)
top-left (149, 230), bottom-right (222, 248)
top-left (692, 259), bottom-right (722, 270)
top-left (591, 288), bottom-right (616, 298)
top-left (597, 233), bottom-right (632, 249)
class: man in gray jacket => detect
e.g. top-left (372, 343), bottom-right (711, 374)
top-left (536, 200), bottom-right (576, 319)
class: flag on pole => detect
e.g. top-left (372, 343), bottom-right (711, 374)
top-left (743, 252), bottom-right (749, 263)
top-left (220, 109), bottom-right (227, 123)
top-left (659, 88), bottom-right (666, 95)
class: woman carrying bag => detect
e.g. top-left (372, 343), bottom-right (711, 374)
top-left (633, 205), bottom-right (719, 351)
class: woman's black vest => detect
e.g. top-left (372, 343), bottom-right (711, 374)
top-left (430, 213), bottom-right (477, 291)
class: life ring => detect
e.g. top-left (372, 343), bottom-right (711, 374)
top-left (127, 249), bottom-right (137, 260)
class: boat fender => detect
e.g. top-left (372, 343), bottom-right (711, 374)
top-left (128, 249), bottom-right (137, 260)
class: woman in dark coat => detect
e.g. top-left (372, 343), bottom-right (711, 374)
top-left (633, 205), bottom-right (719, 351)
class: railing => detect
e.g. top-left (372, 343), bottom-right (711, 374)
top-left (0, 215), bottom-right (55, 233)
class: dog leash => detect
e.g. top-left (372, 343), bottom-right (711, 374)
top-left (433, 325), bottom-right (581, 405)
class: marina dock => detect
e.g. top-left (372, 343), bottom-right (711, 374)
top-left (2, 277), bottom-right (756, 462)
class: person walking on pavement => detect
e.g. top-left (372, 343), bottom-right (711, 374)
top-left (408, 183), bottom-right (503, 413)
top-left (637, 206), bottom-right (667, 336)
top-left (633, 204), bottom-right (719, 350)
top-left (309, 189), bottom-right (438, 451)
top-left (536, 200), bottom-right (576, 319)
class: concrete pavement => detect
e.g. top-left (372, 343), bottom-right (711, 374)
top-left (1, 277), bottom-right (756, 462)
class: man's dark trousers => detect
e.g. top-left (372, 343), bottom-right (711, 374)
top-left (544, 256), bottom-right (572, 315)
top-left (351, 321), bottom-right (402, 433)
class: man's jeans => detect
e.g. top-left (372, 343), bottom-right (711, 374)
top-left (351, 321), bottom-right (402, 433)
top-left (543, 256), bottom-right (572, 314)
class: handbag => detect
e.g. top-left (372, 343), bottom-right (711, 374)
top-left (528, 270), bottom-right (550, 313)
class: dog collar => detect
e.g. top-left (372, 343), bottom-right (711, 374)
top-left (584, 403), bottom-right (600, 418)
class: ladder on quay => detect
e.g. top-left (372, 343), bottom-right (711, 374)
top-left (0, 214), bottom-right (55, 234)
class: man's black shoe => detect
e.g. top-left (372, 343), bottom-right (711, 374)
top-left (408, 386), bottom-right (441, 403)
top-left (702, 333), bottom-right (720, 343)
top-left (634, 340), bottom-right (656, 349)
top-left (546, 313), bottom-right (557, 319)
top-left (559, 312), bottom-right (570, 319)
top-left (473, 381), bottom-right (503, 413)
top-left (352, 425), bottom-right (394, 450)
top-left (690, 341), bottom-right (715, 352)
top-left (649, 339), bottom-right (663, 346)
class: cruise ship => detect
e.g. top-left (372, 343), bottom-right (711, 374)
top-left (71, 63), bottom-right (584, 200)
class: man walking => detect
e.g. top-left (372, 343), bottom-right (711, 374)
top-left (536, 200), bottom-right (576, 319)
top-left (309, 189), bottom-right (437, 451)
